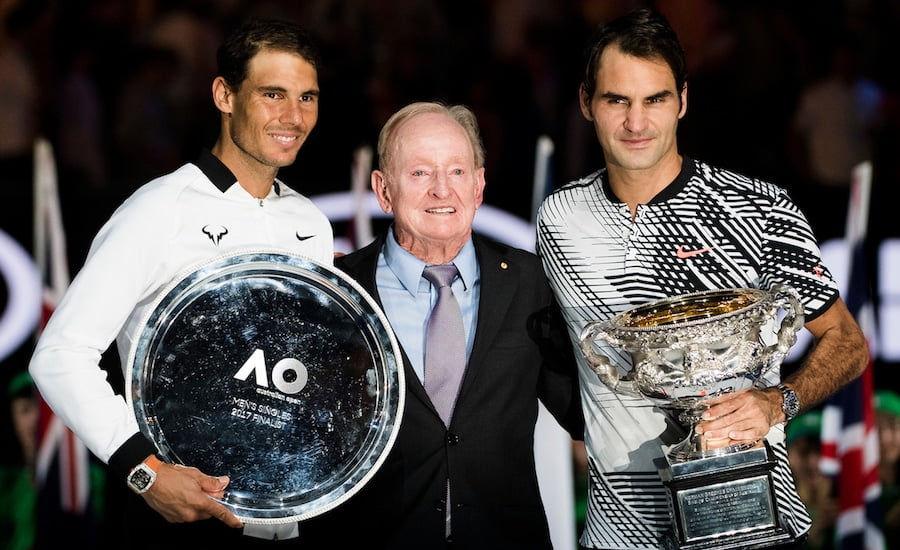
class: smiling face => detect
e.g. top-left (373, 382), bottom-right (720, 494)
top-left (212, 49), bottom-right (319, 194)
top-left (580, 45), bottom-right (686, 179)
top-left (373, 112), bottom-right (485, 264)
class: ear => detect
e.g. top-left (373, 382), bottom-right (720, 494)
top-left (473, 167), bottom-right (486, 209)
top-left (212, 77), bottom-right (234, 115)
top-left (371, 170), bottom-right (392, 214)
top-left (678, 83), bottom-right (688, 120)
top-left (579, 84), bottom-right (593, 121)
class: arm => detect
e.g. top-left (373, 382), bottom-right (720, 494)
top-left (777, 297), bottom-right (869, 414)
top-left (29, 195), bottom-right (164, 463)
top-left (29, 183), bottom-right (244, 527)
top-left (531, 300), bottom-right (584, 440)
top-left (696, 297), bottom-right (868, 444)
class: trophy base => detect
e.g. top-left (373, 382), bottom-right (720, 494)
top-left (658, 442), bottom-right (797, 550)
top-left (662, 528), bottom-right (795, 550)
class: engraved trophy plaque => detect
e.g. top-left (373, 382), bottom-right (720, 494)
top-left (126, 251), bottom-right (405, 524)
top-left (579, 285), bottom-right (804, 550)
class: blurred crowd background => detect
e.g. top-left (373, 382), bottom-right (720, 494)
top-left (3, 0), bottom-right (900, 548)
top-left (1, 0), bottom-right (898, 257)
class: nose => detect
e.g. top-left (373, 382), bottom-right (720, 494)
top-left (430, 171), bottom-right (451, 197)
top-left (280, 100), bottom-right (305, 126)
top-left (623, 104), bottom-right (648, 133)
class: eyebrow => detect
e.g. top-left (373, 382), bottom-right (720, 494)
top-left (257, 85), bottom-right (287, 94)
top-left (647, 90), bottom-right (675, 101)
top-left (257, 85), bottom-right (320, 97)
top-left (599, 89), bottom-right (675, 102)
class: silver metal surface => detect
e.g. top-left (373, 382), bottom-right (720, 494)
top-left (580, 285), bottom-right (804, 461)
top-left (676, 474), bottom-right (776, 541)
top-left (126, 250), bottom-right (404, 524)
top-left (661, 442), bottom-right (792, 550)
top-left (580, 286), bottom-right (805, 549)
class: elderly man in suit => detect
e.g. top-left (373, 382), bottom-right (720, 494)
top-left (302, 101), bottom-right (581, 548)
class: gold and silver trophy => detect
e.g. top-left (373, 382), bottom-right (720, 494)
top-left (579, 285), bottom-right (804, 550)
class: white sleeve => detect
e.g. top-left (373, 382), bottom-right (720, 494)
top-left (29, 188), bottom-right (172, 463)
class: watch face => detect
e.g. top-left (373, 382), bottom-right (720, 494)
top-left (788, 395), bottom-right (800, 413)
top-left (129, 466), bottom-right (153, 491)
top-left (781, 386), bottom-right (800, 419)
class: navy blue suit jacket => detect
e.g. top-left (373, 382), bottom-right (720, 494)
top-left (302, 231), bottom-right (581, 549)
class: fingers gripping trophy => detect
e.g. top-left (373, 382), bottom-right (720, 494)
top-left (579, 285), bottom-right (805, 550)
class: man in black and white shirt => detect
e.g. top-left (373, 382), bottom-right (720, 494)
top-left (29, 18), bottom-right (332, 548)
top-left (537, 8), bottom-right (868, 550)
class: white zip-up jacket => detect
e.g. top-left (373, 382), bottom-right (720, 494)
top-left (29, 149), bottom-right (333, 473)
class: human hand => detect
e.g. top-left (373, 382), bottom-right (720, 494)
top-left (142, 463), bottom-right (243, 528)
top-left (694, 388), bottom-right (783, 448)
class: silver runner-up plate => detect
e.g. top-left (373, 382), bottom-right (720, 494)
top-left (126, 250), bottom-right (405, 524)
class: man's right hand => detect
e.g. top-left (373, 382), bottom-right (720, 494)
top-left (142, 462), bottom-right (244, 528)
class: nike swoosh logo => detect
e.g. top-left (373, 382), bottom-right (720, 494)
top-left (296, 233), bottom-right (315, 241)
top-left (676, 245), bottom-right (715, 259)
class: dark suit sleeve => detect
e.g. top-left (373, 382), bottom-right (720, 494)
top-left (528, 291), bottom-right (584, 440)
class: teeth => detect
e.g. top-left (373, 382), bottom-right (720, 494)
top-left (427, 207), bottom-right (455, 214)
top-left (272, 135), bottom-right (297, 143)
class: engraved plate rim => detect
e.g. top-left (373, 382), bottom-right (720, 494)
top-left (125, 249), bottom-right (405, 524)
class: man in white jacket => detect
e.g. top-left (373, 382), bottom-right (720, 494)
top-left (29, 17), bottom-right (333, 548)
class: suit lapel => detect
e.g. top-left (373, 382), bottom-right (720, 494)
top-left (458, 237), bottom-right (518, 401)
top-left (338, 234), bottom-right (519, 425)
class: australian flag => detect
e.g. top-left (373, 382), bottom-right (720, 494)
top-left (820, 161), bottom-right (884, 550)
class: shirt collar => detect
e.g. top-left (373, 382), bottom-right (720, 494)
top-left (383, 227), bottom-right (477, 296)
top-left (600, 156), bottom-right (695, 204)
top-left (193, 148), bottom-right (281, 196)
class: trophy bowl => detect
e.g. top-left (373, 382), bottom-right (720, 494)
top-left (579, 285), bottom-right (803, 462)
top-left (126, 250), bottom-right (404, 524)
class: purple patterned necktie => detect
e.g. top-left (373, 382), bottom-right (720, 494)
top-left (422, 264), bottom-right (466, 425)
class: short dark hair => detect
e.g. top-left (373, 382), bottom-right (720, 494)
top-left (217, 18), bottom-right (321, 91)
top-left (581, 8), bottom-right (687, 102)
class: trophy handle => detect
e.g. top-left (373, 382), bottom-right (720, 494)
top-left (766, 284), bottom-right (805, 365)
top-left (579, 322), bottom-right (637, 395)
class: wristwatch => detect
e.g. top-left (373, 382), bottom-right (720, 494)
top-left (127, 455), bottom-right (162, 494)
top-left (777, 383), bottom-right (800, 422)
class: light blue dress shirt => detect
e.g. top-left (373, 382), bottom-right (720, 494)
top-left (376, 229), bottom-right (480, 384)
